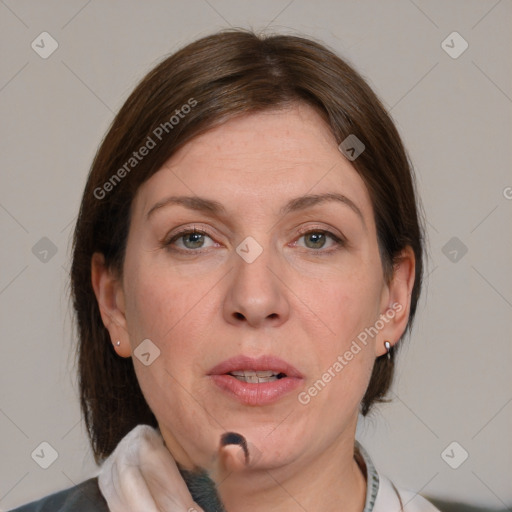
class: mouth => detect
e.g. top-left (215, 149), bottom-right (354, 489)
top-left (207, 355), bottom-right (303, 405)
top-left (208, 354), bottom-right (303, 378)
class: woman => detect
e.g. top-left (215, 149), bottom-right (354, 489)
top-left (11, 29), bottom-right (441, 511)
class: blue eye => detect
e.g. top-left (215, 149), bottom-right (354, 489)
top-left (165, 228), bottom-right (215, 251)
top-left (295, 230), bottom-right (345, 251)
top-left (163, 226), bottom-right (345, 254)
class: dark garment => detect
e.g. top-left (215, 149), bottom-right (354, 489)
top-left (8, 473), bottom-right (498, 512)
top-left (8, 477), bottom-right (108, 512)
top-left (179, 466), bottom-right (226, 512)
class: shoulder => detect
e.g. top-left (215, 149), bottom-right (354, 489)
top-left (375, 474), bottom-right (442, 512)
top-left (8, 477), bottom-right (108, 512)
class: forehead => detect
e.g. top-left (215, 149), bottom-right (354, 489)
top-left (133, 103), bottom-right (373, 221)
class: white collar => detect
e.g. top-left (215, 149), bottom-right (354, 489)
top-left (355, 441), bottom-right (441, 511)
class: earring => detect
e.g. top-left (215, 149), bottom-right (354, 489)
top-left (384, 340), bottom-right (391, 359)
top-left (115, 340), bottom-right (121, 346)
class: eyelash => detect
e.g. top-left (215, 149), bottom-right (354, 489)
top-left (162, 225), bottom-right (346, 254)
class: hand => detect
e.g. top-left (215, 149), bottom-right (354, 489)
top-left (98, 424), bottom-right (206, 512)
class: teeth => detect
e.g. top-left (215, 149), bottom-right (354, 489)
top-left (230, 370), bottom-right (276, 377)
top-left (234, 375), bottom-right (278, 383)
top-left (228, 370), bottom-right (283, 383)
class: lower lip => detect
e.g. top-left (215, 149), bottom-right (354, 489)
top-left (209, 374), bottom-right (302, 405)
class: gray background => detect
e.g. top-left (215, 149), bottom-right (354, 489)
top-left (1, 0), bottom-right (511, 510)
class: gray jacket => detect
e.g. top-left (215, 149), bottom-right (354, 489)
top-left (8, 475), bottom-right (499, 512)
top-left (8, 477), bottom-right (108, 512)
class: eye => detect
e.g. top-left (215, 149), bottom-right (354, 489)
top-left (164, 226), bottom-right (217, 252)
top-left (162, 225), bottom-right (346, 254)
top-left (294, 228), bottom-right (345, 252)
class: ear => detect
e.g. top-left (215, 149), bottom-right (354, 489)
top-left (91, 252), bottom-right (131, 358)
top-left (375, 246), bottom-right (416, 357)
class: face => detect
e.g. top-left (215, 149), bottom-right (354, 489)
top-left (93, 103), bottom-right (413, 475)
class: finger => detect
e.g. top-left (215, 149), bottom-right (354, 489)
top-left (219, 442), bottom-right (247, 473)
top-left (209, 431), bottom-right (251, 483)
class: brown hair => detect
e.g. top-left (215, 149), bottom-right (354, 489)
top-left (70, 29), bottom-right (424, 464)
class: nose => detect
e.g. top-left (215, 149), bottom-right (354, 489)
top-left (222, 240), bottom-right (290, 329)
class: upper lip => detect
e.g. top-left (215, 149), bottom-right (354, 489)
top-left (208, 355), bottom-right (303, 379)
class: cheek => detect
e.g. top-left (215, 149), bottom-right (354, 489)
top-left (123, 263), bottom-right (207, 422)
top-left (300, 309), bottom-right (376, 425)
top-left (123, 259), bottom-right (216, 386)
top-left (123, 260), bottom-right (198, 343)
top-left (297, 255), bottom-right (383, 399)
top-left (306, 259), bottom-right (383, 344)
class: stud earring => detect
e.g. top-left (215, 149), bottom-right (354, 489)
top-left (384, 340), bottom-right (391, 360)
top-left (116, 340), bottom-right (121, 346)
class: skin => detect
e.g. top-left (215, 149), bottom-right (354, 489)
top-left (92, 102), bottom-right (415, 512)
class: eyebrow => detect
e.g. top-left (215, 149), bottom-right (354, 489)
top-left (146, 192), bottom-right (365, 226)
